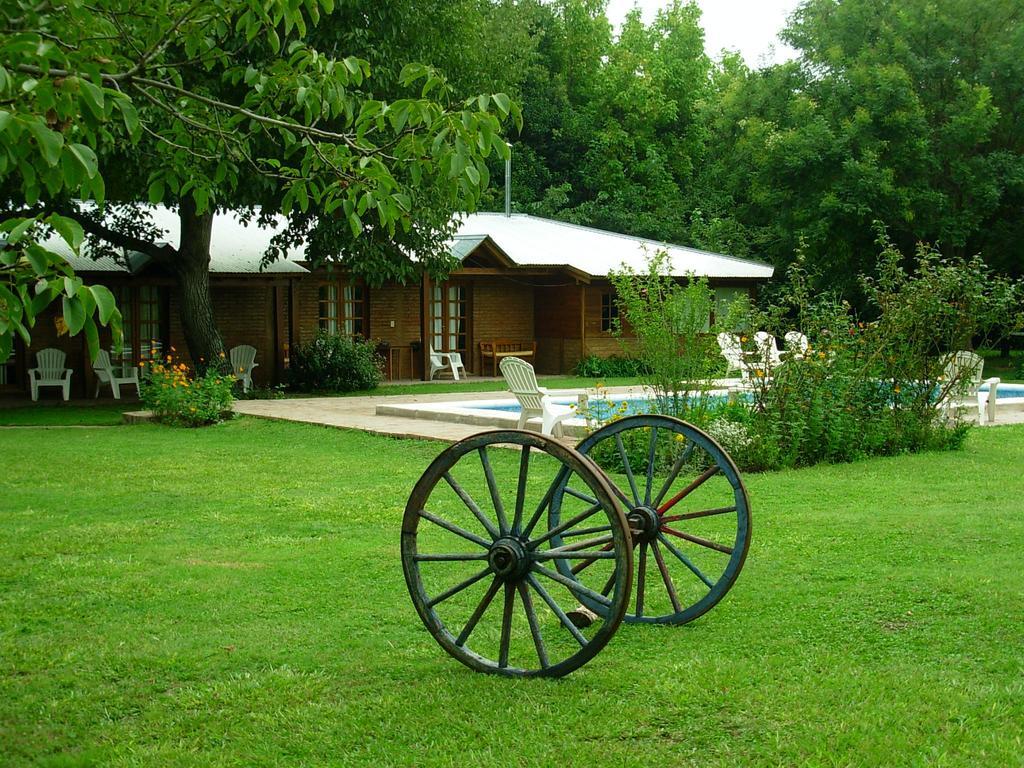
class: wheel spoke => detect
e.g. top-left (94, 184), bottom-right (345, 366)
top-left (658, 533), bottom-right (715, 589)
top-left (426, 566), bottom-right (493, 608)
top-left (527, 574), bottom-right (588, 647)
top-left (538, 533), bottom-right (615, 556)
top-left (563, 485), bottom-right (598, 505)
top-left (418, 509), bottom-right (491, 548)
top-left (661, 526), bottom-right (733, 555)
top-left (533, 550), bottom-right (617, 561)
top-left (528, 503), bottom-right (602, 548)
top-left (498, 582), bottom-right (515, 668)
top-left (532, 564), bottom-right (613, 607)
top-left (570, 542), bottom-right (614, 574)
top-left (443, 472), bottom-right (500, 539)
top-left (656, 465), bottom-right (720, 515)
top-left (479, 447), bottom-right (509, 535)
top-left (521, 465), bottom-right (571, 538)
top-left (644, 427), bottom-right (658, 505)
top-left (455, 577), bottom-right (502, 646)
top-left (512, 444), bottom-right (531, 534)
top-left (615, 433), bottom-right (641, 505)
top-left (652, 441), bottom-right (696, 507)
top-left (661, 505), bottom-right (737, 524)
top-left (413, 553), bottom-right (489, 562)
top-left (517, 582), bottom-right (549, 669)
top-left (636, 543), bottom-right (647, 617)
top-left (651, 541), bottom-right (683, 613)
top-left (560, 524), bottom-right (613, 538)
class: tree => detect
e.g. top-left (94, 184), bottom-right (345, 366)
top-left (1, 0), bottom-right (519, 364)
top-left (694, 0), bottom-right (1024, 297)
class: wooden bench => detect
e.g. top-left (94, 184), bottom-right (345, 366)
top-left (479, 339), bottom-right (537, 376)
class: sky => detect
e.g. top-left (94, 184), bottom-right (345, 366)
top-left (604, 0), bottom-right (801, 66)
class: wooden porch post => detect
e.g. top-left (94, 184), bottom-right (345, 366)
top-left (420, 271), bottom-right (432, 381)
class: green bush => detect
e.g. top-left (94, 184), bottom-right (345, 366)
top-left (141, 354), bottom-right (235, 427)
top-left (288, 332), bottom-right (383, 392)
top-left (737, 235), bottom-right (1019, 470)
top-left (574, 354), bottom-right (646, 378)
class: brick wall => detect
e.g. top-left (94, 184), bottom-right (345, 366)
top-left (470, 278), bottom-right (534, 374)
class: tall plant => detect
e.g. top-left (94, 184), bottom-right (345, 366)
top-left (609, 250), bottom-right (744, 420)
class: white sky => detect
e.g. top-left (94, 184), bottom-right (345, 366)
top-left (605, 0), bottom-right (801, 66)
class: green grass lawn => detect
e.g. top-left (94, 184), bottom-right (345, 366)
top-left (0, 402), bottom-right (130, 426)
top-left (2, 418), bottom-right (1023, 766)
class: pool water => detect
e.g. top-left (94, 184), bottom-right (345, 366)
top-left (467, 382), bottom-right (1024, 417)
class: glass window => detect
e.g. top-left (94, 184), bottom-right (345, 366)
top-left (344, 284), bottom-right (365, 337)
top-left (601, 292), bottom-right (618, 333)
top-left (715, 287), bottom-right (749, 331)
top-left (138, 286), bottom-right (162, 361)
top-left (318, 284), bottom-right (338, 334)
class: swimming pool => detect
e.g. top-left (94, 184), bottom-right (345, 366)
top-left (375, 381), bottom-right (1024, 437)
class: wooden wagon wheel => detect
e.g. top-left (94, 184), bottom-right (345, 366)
top-left (402, 430), bottom-right (633, 677)
top-left (550, 415), bottom-right (751, 625)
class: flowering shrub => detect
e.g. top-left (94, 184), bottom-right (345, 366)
top-left (141, 352), bottom-right (235, 427)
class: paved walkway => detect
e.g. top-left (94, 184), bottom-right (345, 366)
top-left (231, 386), bottom-right (642, 443)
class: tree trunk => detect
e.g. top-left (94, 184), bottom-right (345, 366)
top-left (175, 201), bottom-right (225, 372)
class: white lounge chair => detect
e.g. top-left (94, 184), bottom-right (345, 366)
top-left (229, 344), bottom-right (259, 393)
top-left (753, 332), bottom-right (782, 370)
top-left (783, 331), bottom-right (809, 360)
top-left (28, 348), bottom-right (73, 401)
top-left (499, 356), bottom-right (574, 437)
top-left (429, 345), bottom-right (466, 381)
top-left (93, 349), bottom-right (141, 399)
top-left (716, 332), bottom-right (749, 380)
top-left (940, 351), bottom-right (1000, 425)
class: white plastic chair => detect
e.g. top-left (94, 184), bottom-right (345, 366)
top-left (941, 351), bottom-right (1000, 424)
top-left (28, 348), bottom-right (73, 401)
top-left (229, 344), bottom-right (259, 393)
top-left (753, 331), bottom-right (782, 370)
top-left (783, 331), bottom-right (809, 360)
top-left (716, 332), bottom-right (748, 380)
top-left (499, 356), bottom-right (574, 437)
top-left (93, 349), bottom-right (140, 399)
top-left (429, 345), bottom-right (466, 381)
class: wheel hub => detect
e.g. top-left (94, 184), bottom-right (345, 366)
top-left (627, 505), bottom-right (661, 544)
top-left (488, 537), bottom-right (529, 581)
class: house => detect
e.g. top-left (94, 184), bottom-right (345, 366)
top-left (1, 208), bottom-right (773, 397)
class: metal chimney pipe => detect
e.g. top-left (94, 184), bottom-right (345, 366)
top-left (505, 143), bottom-right (512, 217)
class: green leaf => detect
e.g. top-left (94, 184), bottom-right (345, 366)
top-left (83, 317), bottom-right (100, 361)
top-left (0, 110), bottom-right (11, 132)
top-left (4, 217), bottom-right (36, 244)
top-left (148, 179), bottom-right (165, 204)
top-left (348, 211), bottom-right (363, 238)
top-left (47, 214), bottom-right (85, 251)
top-left (26, 120), bottom-right (63, 167)
top-left (67, 143), bottom-right (98, 178)
top-left (492, 93), bottom-right (511, 115)
top-left (62, 294), bottom-right (86, 335)
top-left (78, 78), bottom-right (105, 118)
top-left (24, 245), bottom-right (48, 275)
top-left (465, 164), bottom-right (480, 186)
top-left (30, 287), bottom-right (55, 318)
top-left (90, 284), bottom-right (117, 324)
top-left (115, 99), bottom-right (140, 138)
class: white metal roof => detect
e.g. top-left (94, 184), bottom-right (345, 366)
top-left (42, 206), bottom-right (308, 274)
top-left (453, 213), bottom-right (774, 280)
